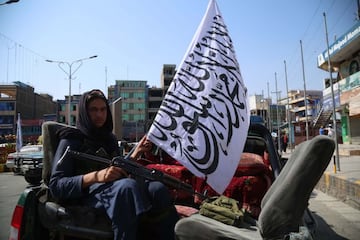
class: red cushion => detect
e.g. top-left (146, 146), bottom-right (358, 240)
top-left (235, 152), bottom-right (269, 176)
top-left (141, 152), bottom-right (273, 219)
top-left (146, 164), bottom-right (194, 202)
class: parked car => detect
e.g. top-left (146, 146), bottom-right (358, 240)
top-left (5, 145), bottom-right (43, 179)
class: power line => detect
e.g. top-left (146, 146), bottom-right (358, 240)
top-left (0, 32), bottom-right (48, 60)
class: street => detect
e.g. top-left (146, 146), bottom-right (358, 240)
top-left (0, 172), bottom-right (359, 240)
top-left (0, 172), bottom-right (27, 240)
top-left (309, 190), bottom-right (360, 240)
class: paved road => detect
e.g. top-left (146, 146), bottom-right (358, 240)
top-left (0, 172), bottom-right (27, 240)
top-left (0, 172), bottom-right (360, 240)
top-left (309, 190), bottom-right (360, 240)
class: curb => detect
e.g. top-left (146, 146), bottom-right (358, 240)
top-left (316, 171), bottom-right (360, 211)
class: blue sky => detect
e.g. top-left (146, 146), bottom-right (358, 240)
top-left (0, 0), bottom-right (357, 101)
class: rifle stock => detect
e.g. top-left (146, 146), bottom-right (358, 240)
top-left (65, 148), bottom-right (206, 200)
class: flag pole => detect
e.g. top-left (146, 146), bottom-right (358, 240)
top-left (16, 113), bottom-right (23, 152)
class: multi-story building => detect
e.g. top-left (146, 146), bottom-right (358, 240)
top-left (148, 87), bottom-right (163, 122)
top-left (285, 90), bottom-right (322, 144)
top-left (249, 94), bottom-right (288, 132)
top-left (148, 64), bottom-right (176, 121)
top-left (249, 89), bottom-right (322, 145)
top-left (161, 64), bottom-right (176, 91)
top-left (0, 81), bottom-right (57, 142)
top-left (317, 20), bottom-right (360, 144)
top-left (248, 94), bottom-right (271, 127)
top-left (108, 80), bottom-right (147, 141)
top-left (287, 90), bottom-right (322, 122)
top-left (57, 94), bottom-right (81, 125)
top-left (107, 65), bottom-right (177, 141)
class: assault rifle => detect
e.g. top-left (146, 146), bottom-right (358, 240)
top-left (64, 147), bottom-right (207, 200)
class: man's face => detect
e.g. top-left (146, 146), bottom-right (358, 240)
top-left (88, 98), bottom-right (107, 128)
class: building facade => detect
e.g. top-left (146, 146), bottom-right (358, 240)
top-left (108, 80), bottom-right (148, 141)
top-left (248, 94), bottom-right (271, 127)
top-left (0, 81), bottom-right (57, 142)
top-left (148, 64), bottom-right (176, 121)
top-left (317, 20), bottom-right (360, 144)
top-left (107, 65), bottom-right (176, 141)
top-left (286, 90), bottom-right (322, 144)
top-left (57, 94), bottom-right (82, 126)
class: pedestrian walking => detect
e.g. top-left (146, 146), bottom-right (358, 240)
top-left (282, 133), bottom-right (288, 153)
top-left (326, 124), bottom-right (334, 139)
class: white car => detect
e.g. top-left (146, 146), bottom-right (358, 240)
top-left (5, 145), bottom-right (43, 175)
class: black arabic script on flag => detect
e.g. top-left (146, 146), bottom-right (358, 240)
top-left (147, 0), bottom-right (249, 194)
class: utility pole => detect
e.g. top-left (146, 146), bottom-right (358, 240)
top-left (267, 81), bottom-right (272, 132)
top-left (284, 60), bottom-right (292, 151)
top-left (105, 66), bottom-right (108, 96)
top-left (261, 89), bottom-right (264, 124)
top-left (272, 72), bottom-right (281, 155)
top-left (323, 12), bottom-right (340, 171)
top-left (300, 40), bottom-right (309, 141)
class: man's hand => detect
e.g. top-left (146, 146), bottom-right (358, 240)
top-left (96, 166), bottom-right (128, 182)
top-left (130, 135), bottom-right (153, 159)
top-left (82, 166), bottom-right (128, 188)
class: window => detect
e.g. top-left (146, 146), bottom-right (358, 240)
top-left (121, 92), bottom-right (130, 99)
top-left (123, 103), bottom-right (130, 110)
top-left (0, 116), bottom-right (14, 124)
top-left (349, 60), bottom-right (359, 75)
top-left (0, 102), bottom-right (15, 111)
top-left (134, 92), bottom-right (145, 99)
top-left (133, 114), bottom-right (145, 121)
top-left (59, 115), bottom-right (66, 123)
top-left (134, 103), bottom-right (145, 109)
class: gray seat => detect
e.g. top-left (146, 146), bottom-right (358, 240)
top-left (42, 121), bottom-right (71, 185)
top-left (40, 121), bottom-right (113, 239)
top-left (175, 135), bottom-right (335, 240)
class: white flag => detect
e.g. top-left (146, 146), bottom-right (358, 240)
top-left (16, 113), bottom-right (23, 152)
top-left (147, 0), bottom-right (249, 194)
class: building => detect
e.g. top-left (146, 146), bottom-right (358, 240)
top-left (161, 64), bottom-right (176, 92)
top-left (248, 94), bottom-right (271, 127)
top-left (249, 89), bottom-right (323, 146)
top-left (286, 90), bottom-right (322, 144)
top-left (317, 20), bottom-right (360, 144)
top-left (148, 64), bottom-right (176, 121)
top-left (108, 80), bottom-right (147, 141)
top-left (148, 87), bottom-right (163, 122)
top-left (249, 94), bottom-right (289, 132)
top-left (107, 65), bottom-right (176, 141)
top-left (0, 81), bottom-right (57, 142)
top-left (57, 94), bottom-right (81, 125)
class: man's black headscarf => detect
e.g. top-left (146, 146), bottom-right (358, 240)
top-left (76, 89), bottom-right (113, 138)
top-left (57, 89), bottom-right (118, 154)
